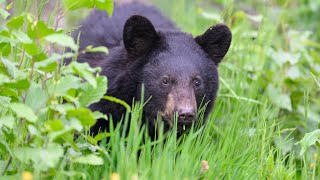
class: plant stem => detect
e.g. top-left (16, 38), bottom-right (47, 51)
top-left (1, 156), bottom-right (12, 176)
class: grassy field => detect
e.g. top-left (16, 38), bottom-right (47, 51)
top-left (0, 0), bottom-right (320, 179)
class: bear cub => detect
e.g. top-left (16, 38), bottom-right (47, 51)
top-left (73, 3), bottom-right (232, 136)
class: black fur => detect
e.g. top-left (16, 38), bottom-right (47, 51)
top-left (72, 3), bottom-right (232, 136)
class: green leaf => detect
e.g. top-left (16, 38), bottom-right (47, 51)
top-left (266, 85), bottom-right (292, 111)
top-left (0, 73), bottom-right (10, 85)
top-left (286, 66), bottom-right (301, 80)
top-left (0, 42), bottom-right (11, 56)
top-left (25, 83), bottom-right (48, 113)
top-left (63, 0), bottom-right (94, 10)
top-left (11, 30), bottom-right (32, 44)
top-left (35, 53), bottom-right (74, 72)
top-left (47, 74), bottom-right (82, 96)
top-left (13, 143), bottom-right (64, 171)
top-left (23, 43), bottom-right (38, 56)
top-left (5, 77), bottom-right (30, 90)
top-left (66, 108), bottom-right (96, 127)
top-left (0, 139), bottom-right (12, 156)
top-left (93, 111), bottom-right (108, 120)
top-left (94, 132), bottom-right (111, 141)
top-left (0, 115), bottom-right (15, 129)
top-left (73, 154), bottom-right (104, 165)
top-left (84, 45), bottom-right (109, 54)
top-left (94, 0), bottom-right (113, 15)
top-left (311, 72), bottom-right (320, 88)
top-left (45, 119), bottom-right (64, 132)
top-left (103, 95), bottom-right (131, 112)
top-left (28, 21), bottom-right (56, 39)
top-left (6, 15), bottom-right (24, 30)
top-left (66, 62), bottom-right (98, 88)
top-left (297, 129), bottom-right (320, 156)
top-left (9, 103), bottom-right (38, 123)
top-left (44, 33), bottom-right (78, 51)
top-left (0, 96), bottom-right (11, 107)
top-left (0, 8), bottom-right (10, 19)
top-left (0, 57), bottom-right (30, 89)
top-left (79, 76), bottom-right (107, 107)
top-left (63, 0), bottom-right (113, 15)
top-left (0, 56), bottom-right (20, 78)
top-left (268, 49), bottom-right (301, 66)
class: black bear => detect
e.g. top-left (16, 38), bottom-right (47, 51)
top-left (73, 3), bottom-right (232, 136)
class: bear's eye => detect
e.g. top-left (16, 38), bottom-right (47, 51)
top-left (193, 78), bottom-right (202, 87)
top-left (161, 76), bottom-right (170, 85)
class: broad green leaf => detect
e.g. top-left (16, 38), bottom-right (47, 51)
top-left (66, 108), bottom-right (96, 127)
top-left (45, 119), bottom-right (64, 132)
top-left (25, 83), bottom-right (48, 113)
top-left (47, 74), bottom-right (81, 96)
top-left (0, 42), bottom-right (11, 56)
top-left (0, 96), bottom-right (11, 107)
top-left (0, 139), bottom-right (12, 156)
top-left (0, 57), bottom-right (29, 89)
top-left (13, 143), bottom-right (64, 171)
top-left (66, 62), bottom-right (98, 88)
top-left (44, 33), bottom-right (78, 51)
top-left (11, 30), bottom-right (32, 44)
top-left (83, 135), bottom-right (98, 145)
top-left (27, 124), bottom-right (40, 136)
top-left (27, 21), bottom-right (56, 39)
top-left (93, 111), bottom-right (108, 120)
top-left (63, 0), bottom-right (113, 15)
top-left (0, 73), bottom-right (10, 85)
top-left (5, 77), bottom-right (30, 90)
top-left (79, 76), bottom-right (107, 107)
top-left (0, 8), bottom-right (10, 19)
top-left (53, 103), bottom-right (76, 114)
top-left (297, 130), bottom-right (320, 155)
top-left (63, 0), bottom-right (94, 10)
top-left (6, 15), bottom-right (24, 30)
top-left (23, 43), bottom-right (38, 56)
top-left (0, 57), bottom-right (19, 78)
top-left (10, 103), bottom-right (38, 122)
top-left (94, 132), bottom-right (111, 142)
top-left (95, 0), bottom-right (113, 15)
top-left (0, 115), bottom-right (15, 129)
top-left (268, 49), bottom-right (301, 66)
top-left (35, 53), bottom-right (74, 72)
top-left (73, 154), bottom-right (104, 165)
top-left (0, 86), bottom-right (18, 99)
top-left (266, 85), bottom-right (292, 111)
top-left (286, 66), bottom-right (301, 80)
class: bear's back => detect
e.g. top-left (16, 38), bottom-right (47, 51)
top-left (74, 3), bottom-right (177, 51)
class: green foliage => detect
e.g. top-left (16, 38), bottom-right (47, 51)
top-left (298, 130), bottom-right (320, 155)
top-left (63, 0), bottom-right (113, 15)
top-left (0, 0), bottom-right (110, 177)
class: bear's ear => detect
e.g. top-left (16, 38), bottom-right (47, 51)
top-left (195, 24), bottom-right (232, 65)
top-left (123, 15), bottom-right (160, 57)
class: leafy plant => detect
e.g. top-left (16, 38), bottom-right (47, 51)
top-left (0, 0), bottom-right (112, 178)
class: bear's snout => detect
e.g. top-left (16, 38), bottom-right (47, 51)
top-left (178, 107), bottom-right (196, 123)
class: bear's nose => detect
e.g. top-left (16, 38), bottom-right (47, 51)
top-left (178, 108), bottom-right (196, 122)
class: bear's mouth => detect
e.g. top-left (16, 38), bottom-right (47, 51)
top-left (160, 114), bottom-right (194, 132)
top-left (177, 122), bottom-right (193, 132)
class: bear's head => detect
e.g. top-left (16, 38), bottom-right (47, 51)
top-left (123, 15), bottom-right (231, 132)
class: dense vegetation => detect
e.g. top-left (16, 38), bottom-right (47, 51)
top-left (0, 0), bottom-right (319, 179)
